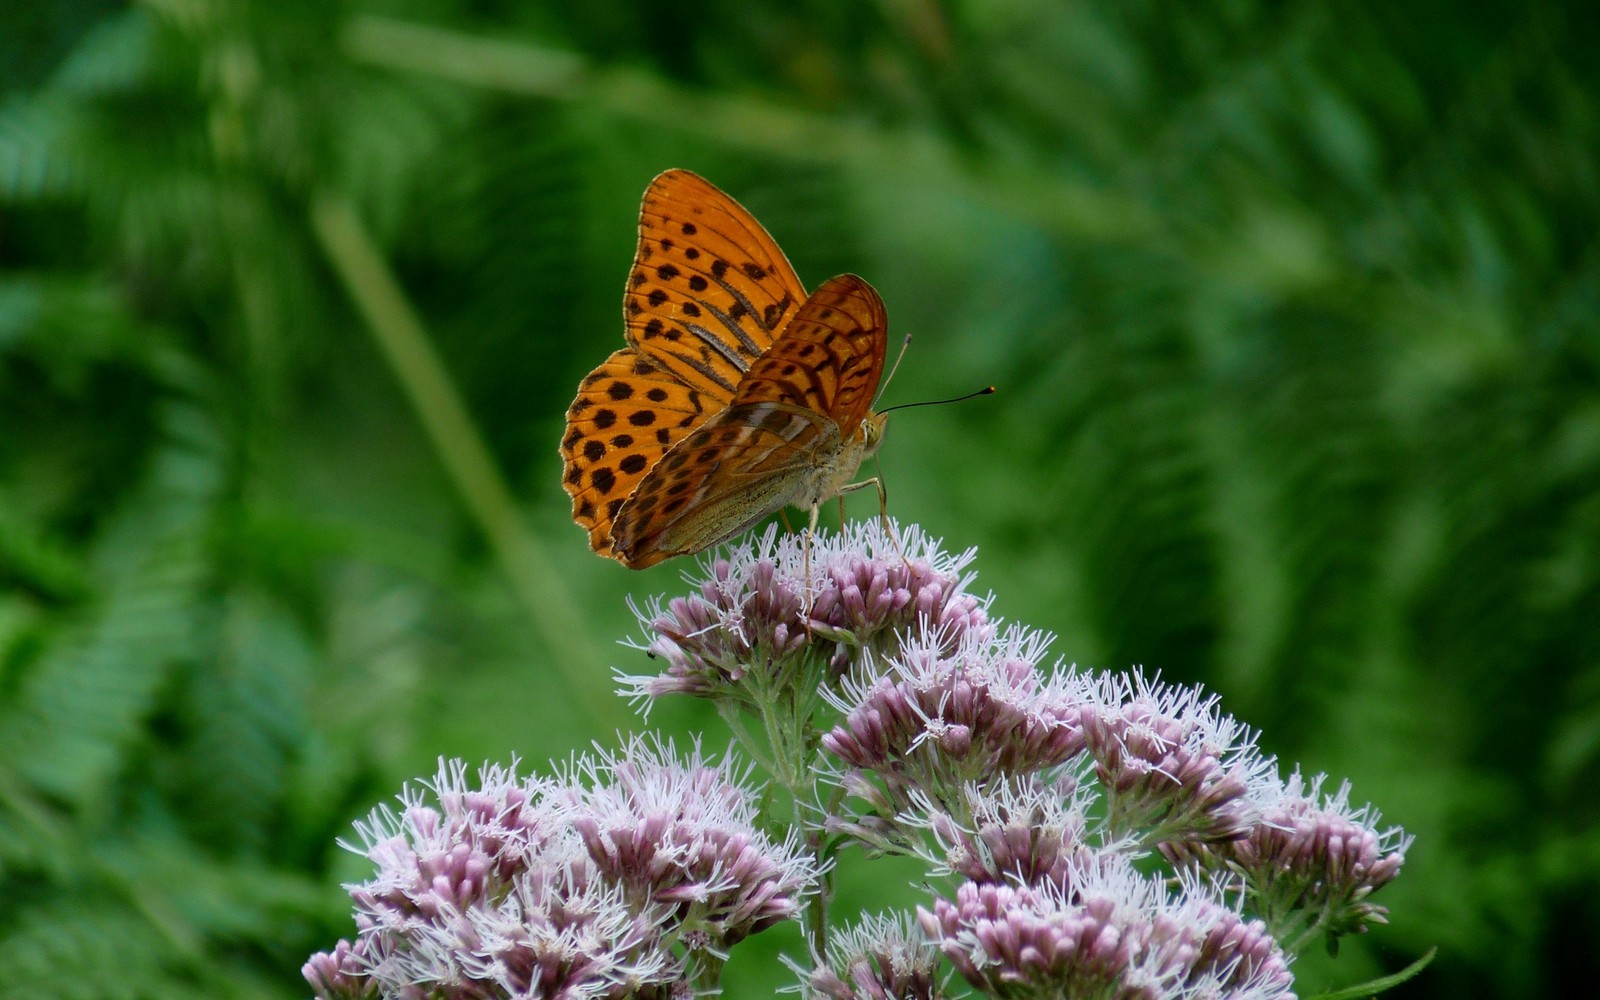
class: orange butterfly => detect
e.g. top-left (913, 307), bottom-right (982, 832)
top-left (560, 169), bottom-right (889, 569)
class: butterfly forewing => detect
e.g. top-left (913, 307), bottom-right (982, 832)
top-left (729, 274), bottom-right (888, 437)
top-left (560, 347), bottom-right (722, 558)
top-left (626, 170), bottom-right (808, 399)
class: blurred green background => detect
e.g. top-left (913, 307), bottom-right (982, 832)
top-left (2, 0), bottom-right (1596, 996)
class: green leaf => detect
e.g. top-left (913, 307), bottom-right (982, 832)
top-left (1306, 948), bottom-right (1438, 1000)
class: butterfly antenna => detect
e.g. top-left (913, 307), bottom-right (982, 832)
top-left (880, 385), bottom-right (996, 413)
top-left (874, 333), bottom-right (914, 407)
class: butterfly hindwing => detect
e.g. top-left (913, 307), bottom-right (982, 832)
top-left (730, 274), bottom-right (888, 438)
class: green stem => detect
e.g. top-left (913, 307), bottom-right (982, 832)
top-left (688, 951), bottom-right (726, 994)
top-left (715, 698), bottom-right (779, 777)
top-left (1281, 908), bottom-right (1332, 955)
top-left (308, 194), bottom-right (618, 729)
top-left (745, 662), bottom-right (809, 795)
top-left (806, 826), bottom-right (833, 959)
top-left (737, 654), bottom-right (837, 956)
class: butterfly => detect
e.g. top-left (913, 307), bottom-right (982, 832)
top-left (560, 169), bottom-right (890, 569)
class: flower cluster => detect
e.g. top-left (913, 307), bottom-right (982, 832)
top-left (1076, 671), bottom-right (1278, 846)
top-left (304, 739), bottom-right (818, 1000)
top-left (800, 913), bottom-right (949, 1000)
top-left (312, 522), bottom-right (1418, 999)
top-left (568, 740), bottom-right (813, 947)
top-left (821, 625), bottom-right (1085, 826)
top-left (913, 776), bottom-right (1104, 888)
top-left (621, 519), bottom-right (991, 705)
top-left (1161, 770), bottom-right (1412, 946)
top-left (918, 857), bottom-right (1295, 1000)
top-left (820, 636), bottom-right (1278, 866)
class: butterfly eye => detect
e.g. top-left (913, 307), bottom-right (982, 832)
top-left (863, 419), bottom-right (884, 445)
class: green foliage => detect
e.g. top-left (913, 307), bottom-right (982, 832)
top-left (2, 0), bottom-right (1596, 996)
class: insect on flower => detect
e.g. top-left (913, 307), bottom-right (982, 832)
top-left (561, 170), bottom-right (893, 568)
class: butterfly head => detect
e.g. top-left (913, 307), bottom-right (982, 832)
top-left (859, 411), bottom-right (889, 457)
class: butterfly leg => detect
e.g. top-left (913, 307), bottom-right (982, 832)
top-left (837, 478), bottom-right (903, 562)
top-left (803, 502), bottom-right (822, 623)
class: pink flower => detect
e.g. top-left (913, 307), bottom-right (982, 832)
top-left (621, 519), bottom-right (991, 704)
top-left (1162, 770), bottom-right (1411, 946)
top-left (822, 625), bottom-right (1085, 823)
top-left (919, 856), bottom-right (1295, 1000)
top-left (799, 913), bottom-right (949, 1000)
top-left (1076, 670), bottom-right (1277, 847)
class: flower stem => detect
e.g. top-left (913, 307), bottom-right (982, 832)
top-left (688, 952), bottom-right (726, 993)
top-left (806, 829), bottom-right (832, 958)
